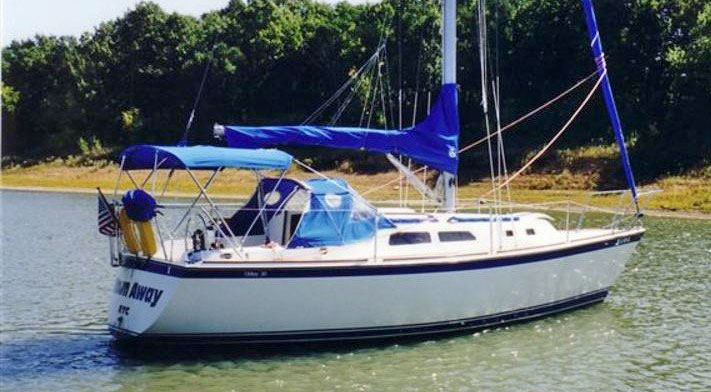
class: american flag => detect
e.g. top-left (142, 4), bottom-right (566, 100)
top-left (98, 191), bottom-right (118, 237)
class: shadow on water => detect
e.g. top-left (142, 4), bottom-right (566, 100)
top-left (0, 333), bottom-right (116, 379)
top-left (110, 338), bottom-right (397, 362)
top-left (1, 299), bottom-right (635, 391)
top-left (1, 329), bottom-right (445, 379)
top-left (1, 300), bottom-right (618, 380)
top-left (108, 332), bottom-right (466, 363)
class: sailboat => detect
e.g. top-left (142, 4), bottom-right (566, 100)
top-left (103, 0), bottom-right (644, 343)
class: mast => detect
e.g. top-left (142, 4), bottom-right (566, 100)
top-left (581, 0), bottom-right (640, 214)
top-left (441, 0), bottom-right (457, 210)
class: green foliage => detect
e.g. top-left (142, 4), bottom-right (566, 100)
top-left (71, 136), bottom-right (110, 167)
top-left (120, 107), bottom-right (143, 132)
top-left (1, 0), bottom-right (709, 178)
top-left (1, 83), bottom-right (20, 113)
top-left (77, 136), bottom-right (90, 155)
top-left (77, 136), bottom-right (106, 156)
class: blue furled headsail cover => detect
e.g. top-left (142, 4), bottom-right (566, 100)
top-left (222, 84), bottom-right (460, 174)
top-left (288, 178), bottom-right (395, 248)
top-left (119, 145), bottom-right (293, 170)
top-left (581, 0), bottom-right (638, 204)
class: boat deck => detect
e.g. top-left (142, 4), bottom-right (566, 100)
top-left (137, 212), bottom-right (643, 269)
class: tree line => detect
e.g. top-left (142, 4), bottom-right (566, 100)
top-left (2, 0), bottom-right (709, 179)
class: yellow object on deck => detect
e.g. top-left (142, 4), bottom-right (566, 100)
top-left (137, 221), bottom-right (157, 257)
top-left (118, 209), bottom-right (141, 254)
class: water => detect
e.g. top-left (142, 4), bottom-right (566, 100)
top-left (1, 190), bottom-right (710, 391)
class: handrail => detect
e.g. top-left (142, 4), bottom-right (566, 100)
top-left (123, 187), bottom-right (652, 264)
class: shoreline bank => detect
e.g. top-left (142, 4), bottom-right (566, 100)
top-left (2, 183), bottom-right (709, 220)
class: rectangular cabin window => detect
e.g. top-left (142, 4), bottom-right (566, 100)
top-left (389, 232), bottom-right (431, 246)
top-left (438, 231), bottom-right (476, 242)
top-left (505, 230), bottom-right (514, 237)
top-left (526, 228), bottom-right (536, 235)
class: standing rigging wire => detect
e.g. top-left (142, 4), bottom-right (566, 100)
top-left (179, 39), bottom-right (217, 146)
top-left (360, 70), bottom-right (599, 198)
top-left (365, 39), bottom-right (390, 129)
top-left (397, 0), bottom-right (404, 206)
top-left (477, 0), bottom-right (500, 253)
top-left (378, 58), bottom-right (389, 130)
top-left (400, 13), bottom-right (425, 205)
top-left (367, 21), bottom-right (393, 128)
top-left (366, 58), bottom-right (381, 128)
top-left (490, 1), bottom-right (513, 210)
top-left (411, 25), bottom-right (424, 129)
top-left (493, 78), bottom-right (513, 209)
top-left (482, 71), bottom-right (606, 196)
top-left (422, 90), bottom-right (432, 212)
top-left (352, 12), bottom-right (395, 129)
top-left (381, 45), bottom-right (396, 130)
top-left (477, 3), bottom-right (497, 190)
top-left (303, 44), bottom-right (384, 125)
top-left (420, 9), bottom-right (438, 211)
top-left (329, 53), bottom-right (382, 125)
top-left (397, 0), bottom-right (403, 123)
top-left (359, 54), bottom-right (380, 127)
top-left (405, 6), bottom-right (427, 207)
top-left (322, 13), bottom-right (398, 132)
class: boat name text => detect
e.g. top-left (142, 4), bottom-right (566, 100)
top-left (113, 280), bottom-right (163, 307)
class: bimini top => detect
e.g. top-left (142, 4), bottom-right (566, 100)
top-left (217, 84), bottom-right (460, 174)
top-left (118, 145), bottom-right (293, 171)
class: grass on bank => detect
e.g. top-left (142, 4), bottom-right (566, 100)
top-left (2, 157), bottom-right (709, 215)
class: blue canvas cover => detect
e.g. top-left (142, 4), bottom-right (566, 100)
top-left (224, 178), bottom-right (305, 236)
top-left (119, 145), bottom-right (293, 171)
top-left (221, 84), bottom-right (460, 174)
top-left (288, 178), bottom-right (395, 248)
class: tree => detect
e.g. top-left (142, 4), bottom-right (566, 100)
top-left (1, 0), bottom-right (708, 177)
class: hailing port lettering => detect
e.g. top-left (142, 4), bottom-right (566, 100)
top-left (113, 280), bottom-right (163, 307)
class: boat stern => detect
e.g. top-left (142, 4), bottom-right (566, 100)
top-left (108, 261), bottom-right (178, 338)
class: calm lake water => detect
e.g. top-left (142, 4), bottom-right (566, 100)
top-left (1, 190), bottom-right (709, 391)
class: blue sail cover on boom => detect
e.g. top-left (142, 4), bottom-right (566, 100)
top-left (221, 84), bottom-right (460, 174)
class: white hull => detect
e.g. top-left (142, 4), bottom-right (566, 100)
top-left (108, 230), bottom-right (642, 342)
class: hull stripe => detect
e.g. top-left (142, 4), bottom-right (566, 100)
top-left (110, 288), bottom-right (609, 343)
top-left (120, 234), bottom-right (642, 278)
